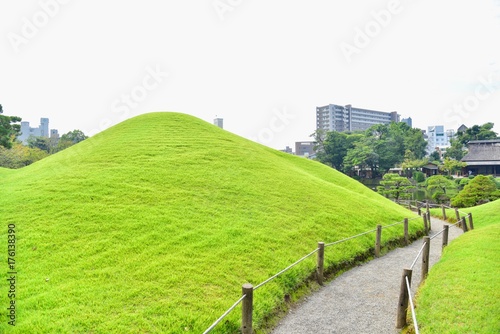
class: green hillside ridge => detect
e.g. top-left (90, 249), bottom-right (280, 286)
top-left (0, 112), bottom-right (423, 333)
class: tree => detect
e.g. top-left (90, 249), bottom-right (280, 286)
top-left (343, 137), bottom-right (379, 177)
top-left (440, 157), bottom-right (466, 176)
top-left (60, 129), bottom-right (88, 144)
top-left (444, 138), bottom-right (466, 160)
top-left (459, 122), bottom-right (497, 145)
top-left (444, 123), bottom-right (497, 161)
top-left (311, 130), bottom-right (362, 171)
top-left (377, 173), bottom-right (414, 202)
top-left (27, 136), bottom-right (52, 153)
top-left (429, 151), bottom-right (441, 162)
top-left (403, 126), bottom-right (428, 159)
top-left (52, 129), bottom-right (88, 153)
top-left (0, 104), bottom-right (22, 149)
top-left (367, 122), bottom-right (427, 175)
top-left (426, 175), bottom-right (456, 194)
top-left (451, 175), bottom-right (499, 207)
top-left (0, 141), bottom-right (48, 168)
top-left (315, 122), bottom-right (427, 177)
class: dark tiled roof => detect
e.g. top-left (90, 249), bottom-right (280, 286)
top-left (462, 140), bottom-right (500, 162)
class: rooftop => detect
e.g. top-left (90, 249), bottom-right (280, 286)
top-left (461, 139), bottom-right (500, 164)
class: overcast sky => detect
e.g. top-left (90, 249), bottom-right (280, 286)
top-left (2, 0), bottom-right (500, 150)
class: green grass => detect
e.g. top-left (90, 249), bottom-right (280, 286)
top-left (413, 200), bottom-right (500, 333)
top-left (0, 112), bottom-right (423, 333)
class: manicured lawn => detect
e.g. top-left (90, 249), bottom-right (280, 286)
top-left (0, 112), bottom-right (423, 333)
top-left (413, 200), bottom-right (500, 333)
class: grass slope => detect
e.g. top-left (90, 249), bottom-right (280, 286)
top-left (414, 200), bottom-right (500, 333)
top-left (0, 112), bottom-right (422, 333)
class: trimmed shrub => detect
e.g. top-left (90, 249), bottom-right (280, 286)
top-left (451, 175), bottom-right (498, 207)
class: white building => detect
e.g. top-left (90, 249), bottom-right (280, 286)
top-left (426, 125), bottom-right (454, 154)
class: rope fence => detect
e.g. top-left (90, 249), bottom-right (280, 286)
top-left (203, 208), bottom-right (429, 333)
top-left (405, 276), bottom-right (420, 334)
top-left (254, 248), bottom-right (319, 291)
top-left (396, 203), bottom-right (474, 331)
top-left (202, 294), bottom-right (247, 334)
top-left (203, 201), bottom-right (474, 333)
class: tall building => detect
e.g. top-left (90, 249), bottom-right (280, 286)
top-left (213, 118), bottom-right (223, 129)
top-left (401, 117), bottom-right (412, 128)
top-left (426, 125), bottom-right (453, 154)
top-left (316, 104), bottom-right (400, 132)
top-left (18, 118), bottom-right (54, 144)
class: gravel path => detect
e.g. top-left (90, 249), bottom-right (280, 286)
top-left (272, 217), bottom-right (464, 334)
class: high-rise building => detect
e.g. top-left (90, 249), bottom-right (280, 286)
top-left (401, 117), bottom-right (412, 128)
top-left (316, 104), bottom-right (400, 132)
top-left (18, 118), bottom-right (55, 144)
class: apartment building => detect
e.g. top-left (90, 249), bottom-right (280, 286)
top-left (316, 104), bottom-right (400, 132)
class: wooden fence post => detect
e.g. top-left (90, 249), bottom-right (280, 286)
top-left (468, 213), bottom-right (474, 230)
top-left (422, 213), bottom-right (429, 235)
top-left (422, 236), bottom-right (430, 281)
top-left (442, 225), bottom-right (449, 250)
top-left (441, 204), bottom-right (447, 220)
top-left (455, 208), bottom-right (460, 223)
top-left (404, 218), bottom-right (409, 246)
top-left (375, 225), bottom-right (382, 257)
top-left (396, 268), bottom-right (413, 329)
top-left (461, 216), bottom-right (468, 232)
top-left (317, 242), bottom-right (325, 285)
top-left (417, 205), bottom-right (421, 216)
top-left (427, 211), bottom-right (432, 230)
top-left (242, 284), bottom-right (253, 334)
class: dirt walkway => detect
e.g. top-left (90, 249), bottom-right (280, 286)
top-left (272, 218), bottom-right (463, 334)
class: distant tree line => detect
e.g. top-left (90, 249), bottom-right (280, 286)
top-left (444, 122), bottom-right (497, 160)
top-left (312, 122), bottom-right (427, 178)
top-left (313, 121), bottom-right (498, 179)
top-left (0, 104), bottom-right (87, 169)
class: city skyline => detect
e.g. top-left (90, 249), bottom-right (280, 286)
top-left (1, 1), bottom-right (500, 150)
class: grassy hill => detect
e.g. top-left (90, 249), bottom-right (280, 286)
top-left (0, 112), bottom-right (423, 333)
top-left (415, 200), bottom-right (500, 333)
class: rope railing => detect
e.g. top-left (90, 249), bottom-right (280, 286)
top-left (254, 248), bottom-right (319, 291)
top-left (202, 294), bottom-right (247, 334)
top-left (410, 241), bottom-right (427, 270)
top-left (397, 210), bottom-right (474, 330)
top-left (204, 212), bottom-right (425, 333)
top-left (324, 228), bottom-right (377, 247)
top-left (406, 276), bottom-right (420, 334)
top-left (382, 221), bottom-right (404, 229)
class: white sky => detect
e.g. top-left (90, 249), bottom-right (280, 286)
top-left (1, 0), bottom-right (500, 150)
